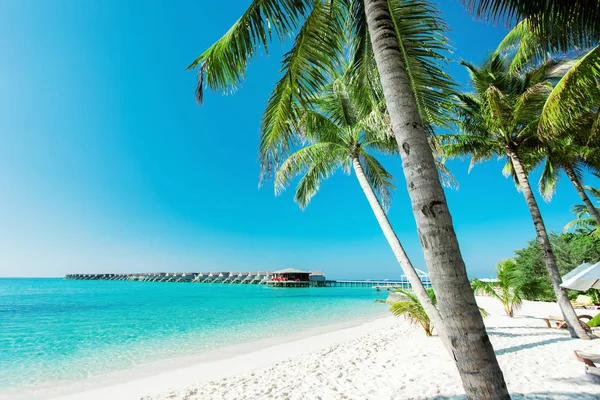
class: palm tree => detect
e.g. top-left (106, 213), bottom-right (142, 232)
top-left (472, 260), bottom-right (544, 317)
top-left (390, 289), bottom-right (437, 336)
top-left (441, 52), bottom-right (591, 339)
top-left (489, 23), bottom-right (600, 246)
top-left (467, 2), bottom-right (600, 170)
top-left (189, 1), bottom-right (509, 397)
top-left (274, 73), bottom-right (449, 347)
top-left (494, 25), bottom-right (600, 229)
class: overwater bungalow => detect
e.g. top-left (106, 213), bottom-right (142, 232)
top-left (266, 268), bottom-right (315, 287)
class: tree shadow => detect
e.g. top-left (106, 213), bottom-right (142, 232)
top-left (486, 330), bottom-right (565, 338)
top-left (486, 325), bottom-right (563, 331)
top-left (494, 336), bottom-right (573, 356)
top-left (417, 391), bottom-right (599, 400)
top-left (552, 374), bottom-right (600, 385)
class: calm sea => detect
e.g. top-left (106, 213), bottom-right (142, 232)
top-left (0, 278), bottom-right (388, 393)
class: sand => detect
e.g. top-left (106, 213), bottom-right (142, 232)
top-left (36, 297), bottom-right (600, 399)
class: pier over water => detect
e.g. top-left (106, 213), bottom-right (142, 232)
top-left (64, 268), bottom-right (432, 290)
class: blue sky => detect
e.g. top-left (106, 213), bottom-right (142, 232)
top-left (0, 0), bottom-right (597, 279)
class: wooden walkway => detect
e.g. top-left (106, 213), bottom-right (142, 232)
top-left (64, 273), bottom-right (430, 290)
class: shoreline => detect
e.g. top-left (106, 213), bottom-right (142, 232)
top-left (6, 297), bottom-right (600, 400)
top-left (5, 310), bottom-right (390, 400)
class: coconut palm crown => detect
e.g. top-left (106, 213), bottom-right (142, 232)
top-left (274, 73), bottom-right (397, 209)
top-left (441, 52), bottom-right (560, 176)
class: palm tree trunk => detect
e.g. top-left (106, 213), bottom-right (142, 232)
top-left (564, 164), bottom-right (600, 228)
top-left (351, 157), bottom-right (450, 351)
top-left (363, 1), bottom-right (509, 398)
top-left (507, 149), bottom-right (590, 339)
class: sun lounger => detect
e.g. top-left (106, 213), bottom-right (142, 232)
top-left (574, 351), bottom-right (600, 377)
top-left (574, 350), bottom-right (600, 367)
top-left (543, 315), bottom-right (593, 330)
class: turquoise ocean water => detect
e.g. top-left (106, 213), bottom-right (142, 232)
top-left (0, 278), bottom-right (387, 393)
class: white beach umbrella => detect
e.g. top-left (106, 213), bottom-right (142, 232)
top-left (560, 262), bottom-right (600, 291)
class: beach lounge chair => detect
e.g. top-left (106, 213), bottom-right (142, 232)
top-left (574, 351), bottom-right (600, 378)
top-left (543, 315), bottom-right (593, 330)
top-left (574, 350), bottom-right (600, 367)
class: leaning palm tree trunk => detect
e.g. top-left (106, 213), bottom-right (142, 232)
top-left (351, 157), bottom-right (450, 351)
top-left (363, 0), bottom-right (509, 398)
top-left (564, 164), bottom-right (600, 227)
top-left (508, 150), bottom-right (590, 339)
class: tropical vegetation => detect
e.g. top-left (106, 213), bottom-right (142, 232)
top-left (188, 0), bottom-right (600, 397)
top-left (472, 259), bottom-right (544, 317)
top-left (440, 49), bottom-right (591, 339)
top-left (495, 20), bottom-right (600, 230)
top-left (272, 69), bottom-right (449, 345)
top-left (390, 289), bottom-right (488, 336)
top-left (512, 232), bottom-right (600, 302)
top-left (390, 289), bottom-right (438, 336)
top-left (189, 1), bottom-right (509, 397)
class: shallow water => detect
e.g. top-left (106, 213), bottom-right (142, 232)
top-left (0, 278), bottom-right (387, 391)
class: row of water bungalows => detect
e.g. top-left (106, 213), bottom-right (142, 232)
top-left (65, 268), bottom-right (327, 287)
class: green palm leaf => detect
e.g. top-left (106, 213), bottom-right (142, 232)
top-left (358, 152), bottom-right (395, 210)
top-left (472, 259), bottom-right (544, 316)
top-left (539, 45), bottom-right (600, 138)
top-left (188, 0), bottom-right (311, 103)
top-left (272, 69), bottom-right (397, 210)
top-left (389, 289), bottom-right (433, 335)
top-left (461, 0), bottom-right (600, 51)
top-left (259, 0), bottom-right (346, 178)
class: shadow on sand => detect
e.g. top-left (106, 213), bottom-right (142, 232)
top-left (486, 330), bottom-right (566, 339)
top-left (494, 336), bottom-right (573, 356)
top-left (486, 325), bottom-right (563, 331)
top-left (418, 391), bottom-right (599, 400)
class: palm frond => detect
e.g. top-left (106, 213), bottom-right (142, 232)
top-left (565, 209), bottom-right (599, 235)
top-left (496, 19), bottom-right (550, 72)
top-left (538, 158), bottom-right (559, 202)
top-left (438, 133), bottom-right (499, 169)
top-left (188, 0), bottom-right (311, 103)
top-left (258, 0), bottom-right (345, 180)
top-left (274, 142), bottom-right (346, 208)
top-left (539, 45), bottom-right (600, 138)
top-left (389, 301), bottom-right (426, 323)
top-left (586, 185), bottom-right (600, 202)
top-left (434, 159), bottom-right (459, 190)
top-left (357, 152), bottom-right (395, 211)
top-left (471, 279), bottom-right (503, 302)
top-left (461, 0), bottom-right (600, 50)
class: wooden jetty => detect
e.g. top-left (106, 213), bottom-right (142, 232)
top-left (65, 268), bottom-right (432, 290)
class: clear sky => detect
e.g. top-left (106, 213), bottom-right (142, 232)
top-left (1, 0), bottom-right (597, 279)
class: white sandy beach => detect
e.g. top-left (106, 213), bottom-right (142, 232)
top-left (33, 297), bottom-right (600, 399)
